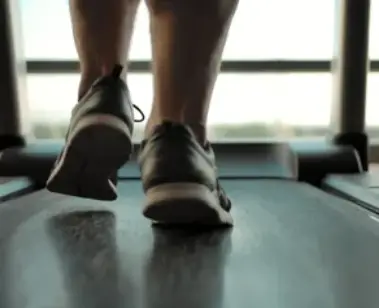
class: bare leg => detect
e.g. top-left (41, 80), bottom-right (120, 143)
top-left (145, 0), bottom-right (239, 144)
top-left (138, 0), bottom-right (237, 225)
top-left (47, 0), bottom-right (142, 200)
top-left (69, 0), bottom-right (140, 99)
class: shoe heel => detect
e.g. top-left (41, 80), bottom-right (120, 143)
top-left (73, 117), bottom-right (132, 169)
top-left (46, 115), bottom-right (132, 200)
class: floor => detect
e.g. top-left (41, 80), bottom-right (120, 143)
top-left (0, 179), bottom-right (379, 308)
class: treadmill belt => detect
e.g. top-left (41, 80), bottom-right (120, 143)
top-left (0, 180), bottom-right (379, 308)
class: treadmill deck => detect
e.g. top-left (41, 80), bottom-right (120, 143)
top-left (0, 179), bottom-right (379, 308)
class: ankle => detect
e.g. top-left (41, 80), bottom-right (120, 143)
top-left (100, 63), bottom-right (127, 81)
top-left (187, 122), bottom-right (207, 146)
top-left (144, 114), bottom-right (180, 138)
top-left (78, 64), bottom-right (127, 101)
top-left (144, 118), bottom-right (207, 146)
top-left (78, 75), bottom-right (98, 101)
top-left (144, 116), bottom-right (159, 139)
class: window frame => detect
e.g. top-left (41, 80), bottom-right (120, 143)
top-left (24, 60), bottom-right (379, 74)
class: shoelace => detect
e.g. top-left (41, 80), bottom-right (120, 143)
top-left (133, 104), bottom-right (145, 123)
top-left (111, 64), bottom-right (145, 123)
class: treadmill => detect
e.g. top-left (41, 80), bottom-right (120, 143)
top-left (0, 1), bottom-right (378, 307)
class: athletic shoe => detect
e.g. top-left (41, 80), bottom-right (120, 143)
top-left (46, 65), bottom-right (144, 200)
top-left (138, 121), bottom-right (233, 225)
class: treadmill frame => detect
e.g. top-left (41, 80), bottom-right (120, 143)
top-left (321, 1), bottom-right (379, 215)
top-left (330, 0), bottom-right (371, 171)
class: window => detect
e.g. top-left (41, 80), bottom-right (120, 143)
top-left (20, 0), bottom-right (336, 60)
top-left (19, 0), bottom-right (379, 141)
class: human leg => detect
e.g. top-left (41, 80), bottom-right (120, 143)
top-left (70, 0), bottom-right (140, 98)
top-left (145, 0), bottom-right (238, 144)
top-left (46, 0), bottom-right (142, 200)
top-left (139, 0), bottom-right (239, 225)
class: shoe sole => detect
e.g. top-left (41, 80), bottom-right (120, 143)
top-left (143, 183), bottom-right (233, 226)
top-left (46, 114), bottom-right (132, 200)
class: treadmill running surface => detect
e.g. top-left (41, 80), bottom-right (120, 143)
top-left (0, 179), bottom-right (379, 308)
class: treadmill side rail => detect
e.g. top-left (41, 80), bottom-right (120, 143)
top-left (324, 170), bottom-right (379, 214)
